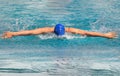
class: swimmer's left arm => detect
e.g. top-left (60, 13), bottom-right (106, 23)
top-left (2, 27), bottom-right (54, 38)
top-left (65, 27), bottom-right (86, 35)
top-left (65, 27), bottom-right (117, 39)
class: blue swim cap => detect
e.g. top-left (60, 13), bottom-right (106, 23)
top-left (54, 24), bottom-right (65, 36)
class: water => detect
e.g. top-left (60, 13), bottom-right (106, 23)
top-left (0, 0), bottom-right (120, 76)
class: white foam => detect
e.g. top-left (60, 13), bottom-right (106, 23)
top-left (0, 60), bottom-right (32, 69)
top-left (90, 62), bottom-right (111, 70)
top-left (1, 57), bottom-right (120, 74)
top-left (0, 73), bottom-right (49, 76)
top-left (37, 33), bottom-right (86, 40)
top-left (90, 62), bottom-right (120, 72)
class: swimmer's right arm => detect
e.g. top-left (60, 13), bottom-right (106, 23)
top-left (2, 27), bottom-right (54, 38)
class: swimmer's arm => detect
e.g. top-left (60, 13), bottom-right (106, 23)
top-left (65, 27), bottom-right (116, 39)
top-left (2, 27), bottom-right (54, 38)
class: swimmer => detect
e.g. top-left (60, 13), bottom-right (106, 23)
top-left (1, 24), bottom-right (117, 39)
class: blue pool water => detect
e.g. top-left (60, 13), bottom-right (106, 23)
top-left (0, 0), bottom-right (120, 75)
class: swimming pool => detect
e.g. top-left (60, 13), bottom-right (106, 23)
top-left (0, 0), bottom-right (120, 75)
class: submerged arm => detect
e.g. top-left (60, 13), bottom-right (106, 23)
top-left (65, 27), bottom-right (116, 39)
top-left (2, 27), bottom-right (54, 38)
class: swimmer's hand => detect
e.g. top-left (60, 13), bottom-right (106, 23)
top-left (2, 32), bottom-right (14, 39)
top-left (104, 32), bottom-right (117, 39)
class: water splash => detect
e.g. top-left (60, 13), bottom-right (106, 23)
top-left (37, 33), bottom-right (86, 40)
